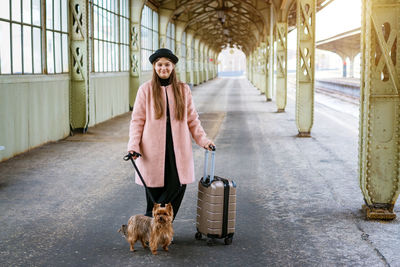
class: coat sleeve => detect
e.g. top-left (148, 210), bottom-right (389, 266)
top-left (186, 85), bottom-right (210, 148)
top-left (127, 85), bottom-right (146, 154)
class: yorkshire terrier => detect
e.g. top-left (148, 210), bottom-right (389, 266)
top-left (118, 203), bottom-right (174, 255)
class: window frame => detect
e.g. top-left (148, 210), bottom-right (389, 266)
top-left (0, 0), bottom-right (69, 75)
top-left (140, 4), bottom-right (159, 72)
top-left (89, 0), bottom-right (130, 73)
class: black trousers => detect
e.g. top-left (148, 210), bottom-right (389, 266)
top-left (145, 109), bottom-right (186, 220)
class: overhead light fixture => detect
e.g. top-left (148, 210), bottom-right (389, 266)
top-left (216, 9), bottom-right (226, 24)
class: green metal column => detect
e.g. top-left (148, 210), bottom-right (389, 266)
top-left (260, 42), bottom-right (267, 95)
top-left (194, 38), bottom-right (200, 85)
top-left (130, 0), bottom-right (144, 109)
top-left (186, 32), bottom-right (194, 85)
top-left (70, 0), bottom-right (89, 132)
top-left (359, 0), bottom-right (400, 220)
top-left (267, 3), bottom-right (274, 102)
top-left (199, 42), bottom-right (204, 84)
top-left (276, 22), bottom-right (288, 112)
top-left (130, 21), bottom-right (140, 109)
top-left (250, 51), bottom-right (256, 86)
top-left (265, 36), bottom-right (271, 100)
top-left (296, 0), bottom-right (315, 137)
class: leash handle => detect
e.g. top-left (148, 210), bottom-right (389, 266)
top-left (124, 153), bottom-right (156, 204)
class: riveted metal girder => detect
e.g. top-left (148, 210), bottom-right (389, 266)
top-left (129, 0), bottom-right (144, 109)
top-left (70, 0), bottom-right (89, 132)
top-left (296, 0), bottom-right (316, 137)
top-left (359, 0), bottom-right (400, 220)
top-left (276, 22), bottom-right (288, 112)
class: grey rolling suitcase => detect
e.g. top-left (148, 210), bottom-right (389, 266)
top-left (195, 147), bottom-right (237, 245)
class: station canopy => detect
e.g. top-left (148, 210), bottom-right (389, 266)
top-left (155, 0), bottom-right (334, 54)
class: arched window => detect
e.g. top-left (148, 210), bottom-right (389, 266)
top-left (90, 0), bottom-right (129, 72)
top-left (141, 5), bottom-right (159, 71)
top-left (166, 22), bottom-right (175, 52)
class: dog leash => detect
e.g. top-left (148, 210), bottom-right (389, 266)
top-left (123, 152), bottom-right (157, 204)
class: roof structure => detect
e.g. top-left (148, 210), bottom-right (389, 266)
top-left (316, 28), bottom-right (361, 59)
top-left (153, 0), bottom-right (334, 55)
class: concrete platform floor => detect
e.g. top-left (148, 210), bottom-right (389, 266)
top-left (1, 77), bottom-right (400, 266)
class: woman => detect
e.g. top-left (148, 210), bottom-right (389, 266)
top-left (127, 48), bottom-right (214, 219)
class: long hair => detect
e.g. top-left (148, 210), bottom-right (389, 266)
top-left (151, 63), bottom-right (185, 121)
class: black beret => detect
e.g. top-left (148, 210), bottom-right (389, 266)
top-left (149, 48), bottom-right (179, 64)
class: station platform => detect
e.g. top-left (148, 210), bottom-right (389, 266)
top-left (1, 77), bottom-right (399, 266)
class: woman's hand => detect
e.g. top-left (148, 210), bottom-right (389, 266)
top-left (129, 151), bottom-right (140, 160)
top-left (204, 141), bottom-right (216, 151)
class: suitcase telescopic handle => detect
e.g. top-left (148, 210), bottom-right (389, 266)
top-left (204, 145), bottom-right (216, 183)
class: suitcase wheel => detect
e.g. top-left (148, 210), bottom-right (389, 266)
top-left (195, 232), bottom-right (202, 240)
top-left (224, 237), bottom-right (233, 245)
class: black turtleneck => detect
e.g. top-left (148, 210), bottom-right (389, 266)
top-left (159, 77), bottom-right (171, 86)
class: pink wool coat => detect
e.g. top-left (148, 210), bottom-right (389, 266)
top-left (127, 80), bottom-right (210, 187)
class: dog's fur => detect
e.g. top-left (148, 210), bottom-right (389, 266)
top-left (118, 203), bottom-right (174, 255)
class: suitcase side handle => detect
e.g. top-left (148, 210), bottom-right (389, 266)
top-left (204, 148), bottom-right (216, 183)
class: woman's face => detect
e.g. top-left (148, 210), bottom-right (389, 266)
top-left (154, 58), bottom-right (174, 79)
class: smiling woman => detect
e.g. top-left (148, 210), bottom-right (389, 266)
top-left (127, 47), bottom-right (214, 221)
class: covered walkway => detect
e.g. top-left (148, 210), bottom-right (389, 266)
top-left (1, 77), bottom-right (399, 266)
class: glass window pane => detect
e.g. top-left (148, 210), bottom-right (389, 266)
top-left (47, 31), bottom-right (54, 73)
top-left (114, 15), bottom-right (118, 42)
top-left (122, 19), bottom-right (125, 44)
top-left (153, 12), bottom-right (158, 32)
top-left (33, 27), bottom-right (41, 73)
top-left (115, 44), bottom-right (119, 71)
top-left (99, 41), bottom-right (103, 72)
top-left (12, 24), bottom-right (22, 73)
top-left (153, 31), bottom-right (158, 51)
top-left (62, 0), bottom-right (68, 32)
top-left (23, 26), bottom-right (32, 73)
top-left (0, 22), bottom-right (11, 74)
top-left (109, 13), bottom-right (114, 42)
top-left (12, 0), bottom-right (21, 22)
top-left (108, 42), bottom-right (111, 71)
top-left (94, 6), bottom-right (98, 39)
top-left (126, 46), bottom-right (129, 71)
top-left (23, 0), bottom-right (31, 24)
top-left (0, 0), bottom-right (9, 20)
top-left (99, 8), bottom-right (103, 39)
top-left (32, 0), bottom-right (41, 26)
top-left (46, 0), bottom-right (53, 29)
top-left (54, 0), bottom-right (61, 31)
top-left (94, 39), bottom-right (98, 72)
top-left (54, 32), bottom-right (62, 73)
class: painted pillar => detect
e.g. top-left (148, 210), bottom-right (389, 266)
top-left (260, 42), bottom-right (267, 95)
top-left (276, 22), bottom-right (288, 112)
top-left (359, 0), bottom-right (400, 220)
top-left (265, 37), bottom-right (270, 98)
top-left (186, 32), bottom-right (194, 86)
top-left (199, 42), bottom-right (204, 83)
top-left (267, 3), bottom-right (275, 101)
top-left (70, 0), bottom-right (89, 132)
top-left (129, 0), bottom-right (144, 109)
top-left (349, 56), bottom-right (355, 78)
top-left (203, 45), bottom-right (208, 81)
top-left (194, 38), bottom-right (200, 85)
top-left (175, 23), bottom-right (186, 83)
top-left (296, 0), bottom-right (316, 137)
top-left (249, 51), bottom-right (254, 85)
